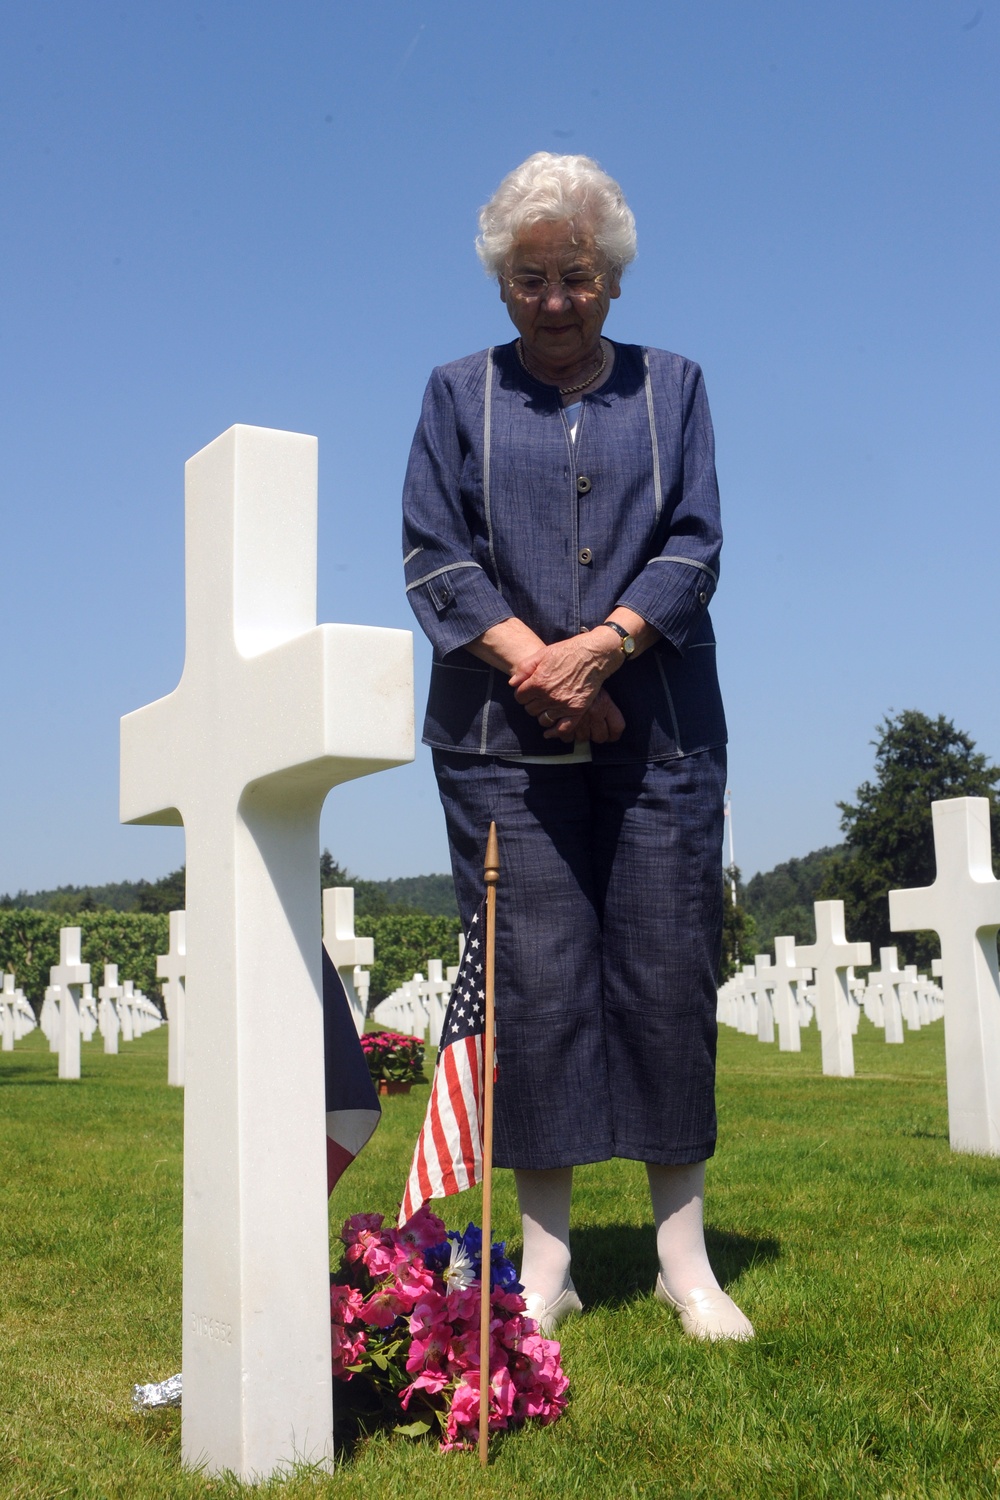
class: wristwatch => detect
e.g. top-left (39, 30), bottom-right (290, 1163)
top-left (599, 620), bottom-right (636, 659)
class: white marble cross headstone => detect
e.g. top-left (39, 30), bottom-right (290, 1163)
top-left (739, 964), bottom-right (757, 1034)
top-left (322, 887), bottom-right (373, 1037)
top-left (98, 963), bottom-right (122, 1055)
top-left (794, 901), bottom-right (871, 1077)
top-left (751, 955), bottom-right (776, 1043)
top-left (119, 424), bottom-right (413, 1480)
top-left (898, 965), bottom-right (921, 1030)
top-left (41, 987), bottom-right (59, 1050)
top-left (424, 959), bottom-right (452, 1047)
top-left (889, 796), bottom-right (1000, 1155)
top-left (865, 947), bottom-right (904, 1042)
top-left (13, 983), bottom-right (33, 1039)
top-left (768, 937), bottom-right (812, 1052)
top-left (1, 973), bottom-right (15, 1051)
top-left (157, 910), bottom-right (187, 1087)
top-left (80, 983), bottom-right (98, 1042)
top-left (51, 927), bottom-right (91, 1081)
top-left (119, 980), bottom-right (136, 1042)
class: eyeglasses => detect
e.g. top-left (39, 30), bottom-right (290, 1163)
top-left (502, 272), bottom-right (606, 302)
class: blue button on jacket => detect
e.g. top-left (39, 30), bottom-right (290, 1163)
top-left (402, 339), bottom-right (727, 763)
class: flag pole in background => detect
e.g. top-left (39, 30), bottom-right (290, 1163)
top-left (478, 821), bottom-right (499, 1468)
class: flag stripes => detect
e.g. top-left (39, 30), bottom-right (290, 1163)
top-left (399, 900), bottom-right (487, 1225)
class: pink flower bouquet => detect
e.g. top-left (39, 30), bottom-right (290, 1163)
top-left (330, 1207), bottom-right (569, 1451)
top-left (359, 1030), bottom-right (426, 1086)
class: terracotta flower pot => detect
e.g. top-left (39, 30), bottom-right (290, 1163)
top-left (378, 1080), bottom-right (413, 1097)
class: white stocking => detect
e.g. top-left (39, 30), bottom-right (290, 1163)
top-left (646, 1161), bottom-right (721, 1303)
top-left (514, 1166), bottom-right (574, 1304)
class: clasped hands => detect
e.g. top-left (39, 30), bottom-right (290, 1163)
top-left (470, 615), bottom-right (656, 744)
top-left (469, 613), bottom-right (655, 744)
top-left (509, 634), bottom-right (626, 743)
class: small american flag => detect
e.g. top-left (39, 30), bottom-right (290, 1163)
top-left (399, 900), bottom-right (487, 1225)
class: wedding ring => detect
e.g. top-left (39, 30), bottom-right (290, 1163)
top-left (541, 711), bottom-right (553, 725)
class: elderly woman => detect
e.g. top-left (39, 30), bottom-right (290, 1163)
top-left (402, 153), bottom-right (752, 1342)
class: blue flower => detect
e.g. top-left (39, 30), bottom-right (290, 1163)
top-left (423, 1239), bottom-right (453, 1275)
top-left (490, 1241), bottom-right (523, 1294)
top-left (451, 1223), bottom-right (483, 1263)
top-left (426, 1222), bottom-right (523, 1293)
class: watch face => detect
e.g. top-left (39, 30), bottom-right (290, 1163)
top-left (622, 636), bottom-right (636, 655)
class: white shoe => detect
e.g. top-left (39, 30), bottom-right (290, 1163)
top-left (522, 1281), bottom-right (583, 1336)
top-left (655, 1275), bottom-right (754, 1342)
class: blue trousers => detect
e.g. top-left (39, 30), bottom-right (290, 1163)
top-left (432, 747), bottom-right (726, 1170)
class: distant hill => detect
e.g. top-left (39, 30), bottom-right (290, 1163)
top-left (364, 874), bottom-right (458, 918)
top-left (741, 845), bottom-right (847, 953)
top-left (6, 846), bottom-right (852, 938)
top-left (318, 851), bottom-right (457, 918)
top-left (0, 868), bottom-right (186, 916)
top-left (1, 856), bottom-right (459, 921)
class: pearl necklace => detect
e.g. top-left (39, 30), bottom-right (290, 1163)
top-left (516, 339), bottom-right (607, 396)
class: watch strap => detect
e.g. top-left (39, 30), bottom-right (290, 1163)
top-left (600, 620), bottom-right (635, 656)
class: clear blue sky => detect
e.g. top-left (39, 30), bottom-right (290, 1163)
top-left (2, 0), bottom-right (998, 892)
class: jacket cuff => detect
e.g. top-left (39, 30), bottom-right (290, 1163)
top-left (618, 558), bottom-right (717, 655)
top-left (406, 563), bottom-right (513, 655)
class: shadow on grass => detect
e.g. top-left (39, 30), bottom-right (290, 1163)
top-left (0, 1064), bottom-right (61, 1086)
top-left (571, 1222), bottom-right (780, 1309)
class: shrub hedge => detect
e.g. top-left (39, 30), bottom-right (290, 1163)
top-left (0, 909), bottom-right (463, 1012)
top-left (356, 913), bottom-right (463, 1003)
top-left (0, 910), bottom-right (169, 1008)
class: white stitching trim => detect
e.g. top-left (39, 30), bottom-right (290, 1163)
top-left (404, 561), bottom-right (484, 592)
top-left (648, 555), bottom-right (719, 586)
top-left (403, 546), bottom-right (423, 565)
top-left (643, 349), bottom-right (663, 520)
top-left (479, 666), bottom-right (495, 754)
top-left (653, 651), bottom-right (683, 752)
top-left (483, 349), bottom-right (498, 580)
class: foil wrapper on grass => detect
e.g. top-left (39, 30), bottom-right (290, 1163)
top-left (132, 1373), bottom-right (182, 1411)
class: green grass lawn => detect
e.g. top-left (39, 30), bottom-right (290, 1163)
top-left (2, 1019), bottom-right (999, 1499)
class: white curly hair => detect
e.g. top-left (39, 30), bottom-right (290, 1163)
top-left (476, 152), bottom-right (637, 279)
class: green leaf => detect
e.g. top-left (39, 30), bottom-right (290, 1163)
top-left (393, 1419), bottom-right (431, 1438)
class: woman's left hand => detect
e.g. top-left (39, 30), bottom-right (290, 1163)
top-left (538, 687), bottom-right (626, 743)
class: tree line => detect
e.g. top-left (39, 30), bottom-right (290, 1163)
top-left (720, 709), bottom-right (1000, 979)
top-left (0, 855), bottom-right (461, 1012)
top-left (5, 707), bottom-right (993, 999)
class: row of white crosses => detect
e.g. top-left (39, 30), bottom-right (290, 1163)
top-left (147, 889), bottom-right (373, 1097)
top-left (372, 934), bottom-right (464, 1043)
top-left (718, 902), bottom-right (944, 1069)
top-left (26, 926), bottom-right (165, 1079)
top-left (1, 973), bottom-right (36, 1049)
top-left (719, 795), bottom-right (1000, 1160)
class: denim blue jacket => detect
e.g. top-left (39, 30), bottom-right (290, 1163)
top-left (402, 339), bottom-right (727, 763)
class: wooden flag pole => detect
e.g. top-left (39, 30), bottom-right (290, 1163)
top-left (478, 821), bottom-right (500, 1467)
